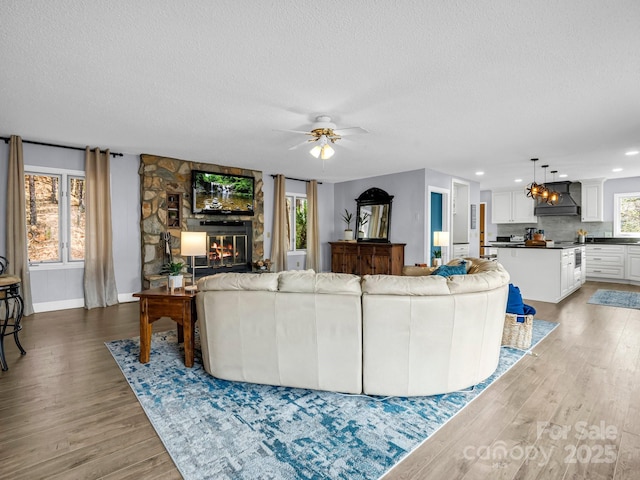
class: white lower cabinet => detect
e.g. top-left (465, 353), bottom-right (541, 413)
top-left (627, 246), bottom-right (640, 282)
top-left (586, 245), bottom-right (626, 280)
top-left (497, 248), bottom-right (580, 303)
top-left (453, 243), bottom-right (470, 259)
top-left (561, 250), bottom-right (575, 297)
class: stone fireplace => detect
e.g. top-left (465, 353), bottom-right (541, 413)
top-left (139, 154), bottom-right (264, 288)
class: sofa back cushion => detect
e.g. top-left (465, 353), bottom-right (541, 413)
top-left (278, 270), bottom-right (362, 295)
top-left (363, 259), bottom-right (510, 296)
top-left (198, 272), bottom-right (279, 291)
top-left (362, 274), bottom-right (450, 295)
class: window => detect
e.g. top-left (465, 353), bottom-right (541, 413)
top-left (614, 192), bottom-right (640, 237)
top-left (24, 167), bottom-right (85, 265)
top-left (285, 194), bottom-right (307, 252)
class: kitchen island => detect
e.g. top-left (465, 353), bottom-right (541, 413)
top-left (495, 244), bottom-right (585, 303)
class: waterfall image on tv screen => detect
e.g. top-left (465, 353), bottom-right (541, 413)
top-left (192, 171), bottom-right (254, 215)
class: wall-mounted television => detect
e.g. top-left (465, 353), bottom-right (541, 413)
top-left (191, 170), bottom-right (255, 215)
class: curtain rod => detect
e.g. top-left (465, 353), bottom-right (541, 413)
top-left (270, 174), bottom-right (322, 184)
top-left (1, 136), bottom-right (123, 157)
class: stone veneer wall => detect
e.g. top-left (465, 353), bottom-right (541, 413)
top-left (139, 154), bottom-right (264, 282)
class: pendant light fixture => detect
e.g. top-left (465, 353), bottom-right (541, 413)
top-left (539, 165), bottom-right (551, 203)
top-left (526, 158), bottom-right (547, 200)
top-left (546, 170), bottom-right (562, 205)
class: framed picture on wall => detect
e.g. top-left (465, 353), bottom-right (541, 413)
top-left (470, 204), bottom-right (477, 229)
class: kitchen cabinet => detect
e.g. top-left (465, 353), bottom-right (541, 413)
top-left (585, 245), bottom-right (625, 280)
top-left (496, 247), bottom-right (581, 303)
top-left (580, 179), bottom-right (605, 222)
top-left (491, 190), bottom-right (536, 224)
top-left (330, 242), bottom-right (405, 276)
top-left (627, 246), bottom-right (640, 282)
top-left (452, 243), bottom-right (470, 259)
top-left (561, 249), bottom-right (576, 296)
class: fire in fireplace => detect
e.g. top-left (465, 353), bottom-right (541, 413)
top-left (207, 235), bottom-right (247, 267)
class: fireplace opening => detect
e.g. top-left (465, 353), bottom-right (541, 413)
top-left (187, 219), bottom-right (253, 277)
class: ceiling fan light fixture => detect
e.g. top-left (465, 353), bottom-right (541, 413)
top-left (309, 145), bottom-right (322, 158)
top-left (309, 134), bottom-right (335, 159)
top-left (321, 144), bottom-right (334, 159)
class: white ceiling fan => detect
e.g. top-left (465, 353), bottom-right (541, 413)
top-left (286, 115), bottom-right (368, 159)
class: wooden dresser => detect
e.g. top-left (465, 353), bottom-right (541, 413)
top-left (330, 242), bottom-right (405, 276)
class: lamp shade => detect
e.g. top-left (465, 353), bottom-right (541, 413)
top-left (433, 231), bottom-right (449, 247)
top-left (180, 231), bottom-right (207, 256)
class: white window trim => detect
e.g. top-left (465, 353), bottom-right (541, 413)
top-left (613, 192), bottom-right (640, 237)
top-left (286, 192), bottom-right (308, 255)
top-left (25, 165), bottom-right (85, 270)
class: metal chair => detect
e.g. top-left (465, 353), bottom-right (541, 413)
top-left (0, 256), bottom-right (26, 370)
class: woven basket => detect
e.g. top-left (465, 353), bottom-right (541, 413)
top-left (502, 313), bottom-right (533, 349)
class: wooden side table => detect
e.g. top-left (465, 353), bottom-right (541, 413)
top-left (133, 287), bottom-right (197, 367)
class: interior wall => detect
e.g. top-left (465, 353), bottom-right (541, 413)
top-left (334, 169), bottom-right (426, 266)
top-left (261, 173), bottom-right (335, 272)
top-left (0, 141), bottom-right (140, 311)
top-left (426, 169), bottom-right (481, 258)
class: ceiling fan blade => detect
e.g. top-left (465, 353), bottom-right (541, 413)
top-left (333, 126), bottom-right (369, 136)
top-left (277, 129), bottom-right (315, 135)
top-left (288, 138), bottom-right (315, 150)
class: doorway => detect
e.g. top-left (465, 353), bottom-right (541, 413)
top-left (427, 186), bottom-right (450, 264)
top-left (479, 202), bottom-right (486, 256)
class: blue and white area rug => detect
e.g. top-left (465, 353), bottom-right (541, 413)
top-left (588, 289), bottom-right (640, 310)
top-left (106, 319), bottom-right (558, 480)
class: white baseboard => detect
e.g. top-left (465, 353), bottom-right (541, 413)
top-left (33, 293), bottom-right (139, 313)
top-left (118, 293), bottom-right (139, 303)
top-left (33, 298), bottom-right (85, 313)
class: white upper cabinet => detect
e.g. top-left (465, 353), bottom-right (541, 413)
top-left (492, 190), bottom-right (537, 224)
top-left (580, 178), bottom-right (605, 222)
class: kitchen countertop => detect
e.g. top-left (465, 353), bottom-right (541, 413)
top-left (485, 237), bottom-right (640, 250)
top-left (485, 243), bottom-right (581, 250)
top-left (583, 237), bottom-right (640, 245)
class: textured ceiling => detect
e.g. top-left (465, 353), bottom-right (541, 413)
top-left (1, 0), bottom-right (639, 189)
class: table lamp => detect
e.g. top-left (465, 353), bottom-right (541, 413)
top-left (180, 231), bottom-right (207, 285)
top-left (433, 231), bottom-right (450, 265)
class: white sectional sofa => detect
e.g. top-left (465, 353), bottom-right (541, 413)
top-left (196, 270), bottom-right (364, 394)
top-left (361, 260), bottom-right (510, 396)
top-left (196, 258), bottom-right (510, 397)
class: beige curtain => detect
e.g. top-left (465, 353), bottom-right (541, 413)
top-left (83, 147), bottom-right (118, 309)
top-left (271, 174), bottom-right (288, 272)
top-left (6, 135), bottom-right (34, 316)
top-left (306, 180), bottom-right (320, 271)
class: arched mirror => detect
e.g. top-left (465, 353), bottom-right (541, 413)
top-left (356, 187), bottom-right (393, 243)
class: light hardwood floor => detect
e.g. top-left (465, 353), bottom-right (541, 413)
top-left (1, 281), bottom-right (639, 479)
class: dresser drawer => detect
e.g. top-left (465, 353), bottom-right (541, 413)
top-left (453, 244), bottom-right (470, 258)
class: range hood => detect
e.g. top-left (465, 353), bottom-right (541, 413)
top-left (533, 181), bottom-right (581, 216)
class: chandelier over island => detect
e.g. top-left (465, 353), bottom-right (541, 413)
top-left (525, 158), bottom-right (561, 206)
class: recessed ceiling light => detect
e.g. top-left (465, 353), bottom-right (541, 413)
top-left (612, 168), bottom-right (623, 172)
top-left (475, 171), bottom-right (484, 176)
top-left (514, 178), bottom-right (523, 183)
top-left (559, 174), bottom-right (568, 178)
top-left (625, 150), bottom-right (639, 156)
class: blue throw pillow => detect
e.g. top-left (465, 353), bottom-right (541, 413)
top-left (506, 283), bottom-right (525, 315)
top-left (432, 263), bottom-right (467, 277)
